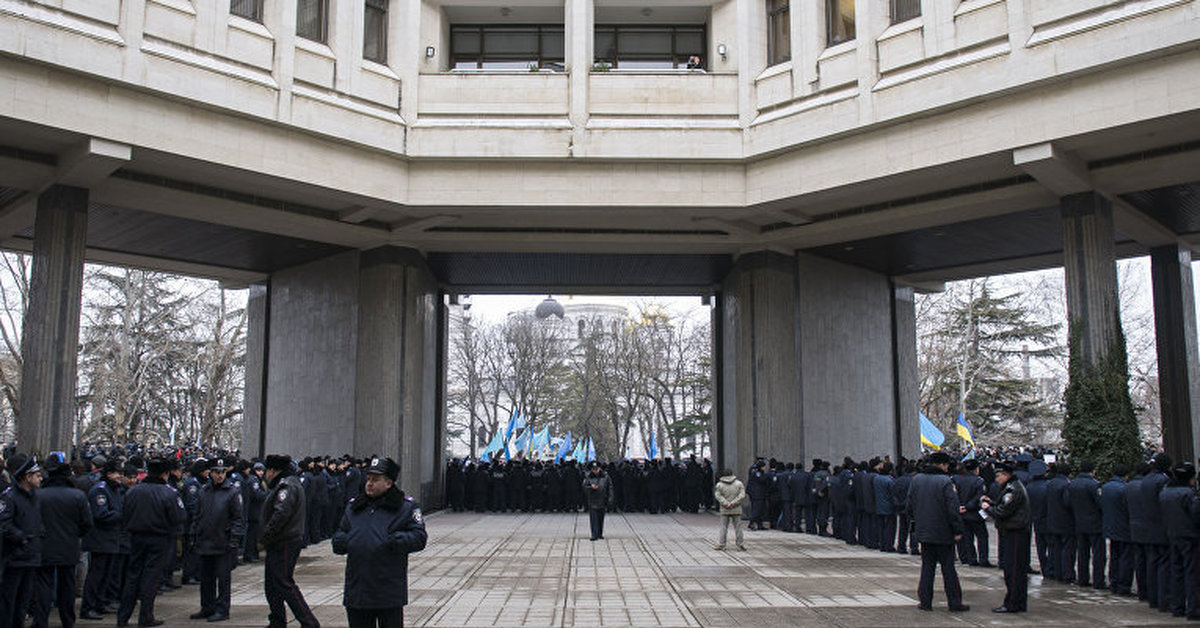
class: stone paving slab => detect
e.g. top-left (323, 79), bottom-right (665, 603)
top-left (88, 510), bottom-right (1199, 627)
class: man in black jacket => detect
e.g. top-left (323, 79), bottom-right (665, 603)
top-left (1068, 460), bottom-right (1105, 588)
top-left (982, 462), bottom-right (1030, 613)
top-left (332, 457), bottom-right (427, 628)
top-left (80, 460), bottom-right (124, 620)
top-left (117, 457), bottom-right (186, 628)
top-left (0, 453), bottom-right (44, 628)
top-left (34, 455), bottom-right (93, 628)
top-left (261, 455), bottom-right (319, 628)
top-left (906, 452), bottom-right (968, 612)
top-left (189, 458), bottom-right (245, 623)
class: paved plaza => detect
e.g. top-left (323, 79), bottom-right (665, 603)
top-left (137, 511), bottom-right (1191, 627)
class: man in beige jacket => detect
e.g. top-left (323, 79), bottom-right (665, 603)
top-left (714, 469), bottom-right (747, 551)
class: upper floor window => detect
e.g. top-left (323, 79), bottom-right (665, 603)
top-left (890, 0), bottom-right (920, 24)
top-left (297, 0), bottom-right (329, 43)
top-left (230, 0), bottom-right (264, 22)
top-left (766, 0), bottom-right (790, 66)
top-left (364, 0), bottom-right (388, 63)
top-left (826, 0), bottom-right (855, 46)
top-left (451, 25), bottom-right (565, 70)
top-left (594, 25), bottom-right (706, 70)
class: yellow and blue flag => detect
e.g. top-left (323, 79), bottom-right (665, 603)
top-left (919, 413), bottom-right (945, 450)
top-left (956, 413), bottom-right (975, 448)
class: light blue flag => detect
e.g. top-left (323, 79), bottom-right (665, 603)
top-left (571, 439), bottom-right (585, 461)
top-left (556, 432), bottom-right (573, 462)
top-left (919, 412), bottom-right (945, 450)
top-left (480, 430), bottom-right (505, 462)
top-left (532, 426), bottom-right (551, 453)
top-left (514, 428), bottom-right (531, 456)
top-left (648, 429), bottom-right (658, 460)
top-left (586, 437), bottom-right (596, 462)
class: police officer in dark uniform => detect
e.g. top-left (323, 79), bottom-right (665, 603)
top-left (0, 453), bottom-right (44, 628)
top-left (80, 459), bottom-right (124, 620)
top-left (982, 461), bottom-right (1030, 613)
top-left (332, 457), bottom-right (427, 628)
top-left (243, 462), bottom-right (267, 563)
top-left (953, 460), bottom-right (988, 567)
top-left (189, 458), bottom-right (245, 623)
top-left (745, 460), bottom-right (769, 531)
top-left (1045, 462), bottom-right (1076, 583)
top-left (116, 458), bottom-right (186, 628)
top-left (906, 452), bottom-right (968, 612)
top-left (181, 459), bottom-right (208, 585)
top-left (1068, 460), bottom-right (1105, 588)
top-left (1100, 463), bottom-right (1134, 596)
top-left (34, 454), bottom-right (92, 628)
top-left (261, 455), bottom-right (320, 628)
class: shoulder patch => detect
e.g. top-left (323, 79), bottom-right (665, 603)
top-left (412, 508), bottom-right (423, 524)
top-left (278, 489), bottom-right (288, 501)
top-left (176, 497), bottom-right (185, 510)
top-left (0, 500), bottom-right (6, 513)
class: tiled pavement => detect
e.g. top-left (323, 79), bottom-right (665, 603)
top-left (128, 511), bottom-right (1193, 627)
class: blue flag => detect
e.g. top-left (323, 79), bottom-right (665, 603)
top-left (919, 413), bottom-right (945, 450)
top-left (556, 432), bottom-right (573, 462)
top-left (586, 437), bottom-right (596, 462)
top-left (480, 430), bottom-right (505, 462)
top-left (956, 413), bottom-right (975, 448)
top-left (648, 429), bottom-right (658, 460)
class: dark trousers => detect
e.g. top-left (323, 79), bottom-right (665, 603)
top-left (34, 564), bottom-right (77, 628)
top-left (81, 552), bottom-right (117, 614)
top-left (1, 565), bottom-right (39, 628)
top-left (346, 606), bottom-right (403, 628)
top-left (778, 500), bottom-right (793, 531)
top-left (897, 515), bottom-right (918, 554)
top-left (588, 508), bottom-right (606, 540)
top-left (106, 555), bottom-right (129, 611)
top-left (792, 503), bottom-right (807, 533)
top-left (1134, 542), bottom-right (1149, 600)
top-left (182, 534), bottom-right (201, 583)
top-left (815, 500), bottom-right (830, 536)
top-left (1167, 540), bottom-right (1199, 617)
top-left (1034, 528), bottom-right (1053, 578)
top-left (160, 534), bottom-right (178, 587)
top-left (1147, 543), bottom-right (1171, 611)
top-left (1076, 532), bottom-right (1106, 587)
top-left (965, 520), bottom-right (989, 565)
top-left (857, 511), bottom-right (876, 548)
top-left (244, 520), bottom-right (262, 561)
top-left (748, 499), bottom-right (766, 529)
top-left (264, 542), bottom-right (319, 628)
top-left (1048, 533), bottom-right (1076, 582)
top-left (118, 534), bottom-right (171, 625)
top-left (200, 553), bottom-right (233, 616)
top-left (998, 529), bottom-right (1030, 612)
top-left (917, 542), bottom-right (964, 609)
top-left (877, 514), bottom-right (896, 552)
top-left (1109, 540), bottom-right (1134, 595)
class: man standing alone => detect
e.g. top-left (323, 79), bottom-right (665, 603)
top-left (582, 462), bottom-right (613, 541)
top-left (331, 457), bottom-right (427, 628)
top-left (261, 455), bottom-right (319, 628)
top-left (713, 468), bottom-right (746, 551)
top-left (907, 452), bottom-right (968, 612)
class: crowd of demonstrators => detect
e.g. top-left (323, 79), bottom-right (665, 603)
top-left (0, 445), bottom-right (427, 628)
top-left (443, 455), bottom-right (716, 515)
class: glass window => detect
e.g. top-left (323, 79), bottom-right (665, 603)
top-left (297, 0), bottom-right (328, 43)
top-left (766, 0), bottom-right (790, 66)
top-left (593, 25), bottom-right (706, 70)
top-left (450, 25), bottom-right (565, 70)
top-left (364, 0), bottom-right (388, 63)
top-left (826, 0), bottom-right (855, 46)
top-left (890, 0), bottom-right (920, 24)
top-left (230, 0), bottom-right (264, 22)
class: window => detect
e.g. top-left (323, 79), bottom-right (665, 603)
top-left (825, 0), bottom-right (855, 46)
top-left (364, 0), bottom-right (388, 63)
top-left (297, 0), bottom-right (329, 43)
top-left (594, 25), bottom-right (706, 70)
top-left (230, 0), bottom-right (264, 22)
top-left (766, 0), bottom-right (790, 66)
top-left (890, 0), bottom-right (920, 24)
top-left (450, 25), bottom-right (565, 70)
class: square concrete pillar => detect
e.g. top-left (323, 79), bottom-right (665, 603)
top-left (1150, 245), bottom-right (1200, 462)
top-left (241, 282), bottom-right (270, 457)
top-left (20, 185), bottom-right (88, 455)
top-left (1061, 192), bottom-right (1121, 367)
top-left (891, 284), bottom-right (920, 459)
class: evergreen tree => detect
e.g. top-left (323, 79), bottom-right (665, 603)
top-left (1062, 315), bottom-right (1141, 475)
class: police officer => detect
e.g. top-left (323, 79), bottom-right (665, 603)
top-left (189, 458), bottom-right (245, 623)
top-left (982, 462), bottom-right (1030, 613)
top-left (1159, 462), bottom-right (1198, 618)
top-left (34, 454), bottom-right (92, 628)
top-left (331, 457), bottom-right (427, 628)
top-left (243, 462), bottom-right (267, 563)
top-left (0, 453), bottom-right (44, 628)
top-left (1100, 463), bottom-right (1134, 596)
top-left (181, 459), bottom-right (208, 585)
top-left (116, 458), bottom-right (186, 628)
top-left (952, 460), bottom-right (988, 567)
top-left (80, 459), bottom-right (124, 620)
top-left (906, 452), bottom-right (968, 612)
top-left (745, 460), bottom-right (769, 531)
top-left (261, 454), bottom-right (320, 628)
top-left (1068, 460), bottom-right (1105, 588)
top-left (1045, 462), bottom-right (1076, 583)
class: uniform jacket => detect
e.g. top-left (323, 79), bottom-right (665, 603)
top-left (1133, 471), bottom-right (1169, 545)
top-left (82, 480), bottom-right (122, 553)
top-left (906, 469), bottom-right (964, 544)
top-left (746, 467), bottom-right (770, 500)
top-left (873, 474), bottom-right (895, 516)
top-left (243, 474), bottom-right (268, 522)
top-left (0, 483), bottom-right (43, 567)
top-left (1159, 483), bottom-right (1198, 541)
top-left (988, 478), bottom-right (1030, 532)
top-left (1067, 472), bottom-right (1103, 535)
top-left (1025, 476), bottom-right (1048, 533)
top-left (892, 473), bottom-right (914, 516)
top-left (182, 475), bottom-right (203, 524)
top-left (788, 469), bottom-right (812, 507)
top-left (1044, 474), bottom-right (1075, 536)
top-left (38, 475), bottom-right (93, 565)
top-left (261, 471), bottom-right (306, 547)
top-left (952, 473), bottom-right (985, 522)
top-left (1126, 474), bottom-right (1150, 544)
top-left (1100, 477), bottom-right (1131, 542)
top-left (123, 477), bottom-right (186, 536)
top-left (582, 471), bottom-right (614, 510)
top-left (713, 475), bottom-right (746, 515)
top-left (331, 486), bottom-right (427, 608)
top-left (193, 479), bottom-right (247, 555)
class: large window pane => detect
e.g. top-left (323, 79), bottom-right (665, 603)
top-left (826, 0), bottom-right (855, 46)
top-left (364, 0), bottom-right (388, 63)
top-left (594, 25), bottom-right (707, 70)
top-left (451, 25), bottom-right (564, 69)
top-left (230, 0), bottom-right (263, 22)
top-left (890, 0), bottom-right (920, 24)
top-left (297, 0), bottom-right (328, 43)
top-left (484, 29), bottom-right (538, 55)
top-left (767, 0), bottom-right (789, 66)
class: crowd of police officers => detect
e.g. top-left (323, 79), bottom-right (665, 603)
top-left (0, 448), bottom-right (425, 628)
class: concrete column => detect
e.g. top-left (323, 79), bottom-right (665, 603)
top-left (353, 247), bottom-right (441, 504)
top-left (19, 185), bottom-right (88, 455)
top-left (719, 251), bottom-right (802, 476)
top-left (1061, 192), bottom-right (1121, 367)
top-left (241, 282), bottom-right (270, 458)
top-left (1150, 245), bottom-right (1200, 462)
top-left (891, 284), bottom-right (920, 459)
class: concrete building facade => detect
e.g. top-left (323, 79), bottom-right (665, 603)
top-left (2, 0), bottom-right (1199, 500)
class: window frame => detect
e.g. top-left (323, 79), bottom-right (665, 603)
top-left (230, 0), bottom-right (264, 22)
top-left (766, 0), bottom-right (790, 67)
top-left (449, 24), bottom-right (566, 70)
top-left (593, 24), bottom-right (708, 70)
top-left (889, 0), bottom-right (921, 25)
top-left (364, 0), bottom-right (389, 63)
top-left (297, 0), bottom-right (330, 44)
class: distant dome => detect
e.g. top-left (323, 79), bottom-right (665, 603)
top-left (535, 295), bottom-right (565, 319)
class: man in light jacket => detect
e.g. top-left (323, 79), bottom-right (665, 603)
top-left (713, 469), bottom-right (746, 551)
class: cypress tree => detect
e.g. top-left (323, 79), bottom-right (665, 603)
top-left (1062, 312), bottom-right (1141, 476)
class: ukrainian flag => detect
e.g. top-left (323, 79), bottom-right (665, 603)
top-left (919, 413), bottom-right (945, 450)
top-left (956, 413), bottom-right (975, 448)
